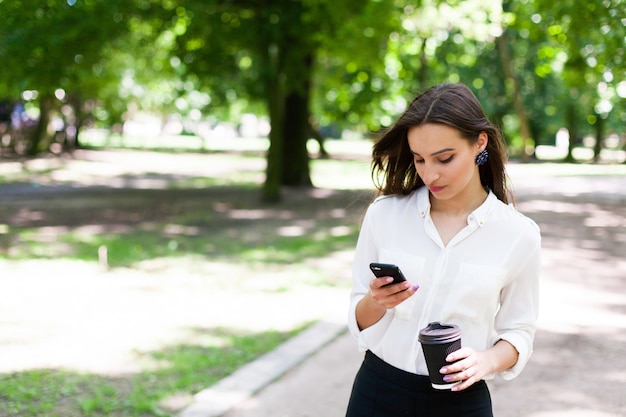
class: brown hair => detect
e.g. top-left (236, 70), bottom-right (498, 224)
top-left (371, 83), bottom-right (511, 204)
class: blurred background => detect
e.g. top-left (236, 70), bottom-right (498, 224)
top-left (1, 0), bottom-right (624, 198)
top-left (0, 1), bottom-right (624, 416)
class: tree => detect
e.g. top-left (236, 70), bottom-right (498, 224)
top-left (0, 0), bottom-right (134, 154)
top-left (165, 0), bottom-right (400, 201)
top-left (314, 0), bottom-right (519, 148)
top-left (529, 0), bottom-right (626, 162)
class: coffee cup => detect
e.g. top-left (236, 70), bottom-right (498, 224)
top-left (418, 322), bottom-right (462, 390)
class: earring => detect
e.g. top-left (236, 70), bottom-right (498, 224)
top-left (475, 149), bottom-right (488, 166)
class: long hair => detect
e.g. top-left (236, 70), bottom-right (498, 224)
top-left (371, 83), bottom-right (511, 204)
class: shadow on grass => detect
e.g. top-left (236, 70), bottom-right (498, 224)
top-left (0, 326), bottom-right (305, 417)
top-left (0, 183), bottom-right (373, 269)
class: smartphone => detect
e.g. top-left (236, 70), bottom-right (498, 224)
top-left (369, 262), bottom-right (407, 286)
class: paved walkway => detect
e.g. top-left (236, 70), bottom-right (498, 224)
top-left (179, 168), bottom-right (626, 417)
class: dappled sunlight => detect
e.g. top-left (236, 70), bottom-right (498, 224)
top-left (227, 208), bottom-right (295, 220)
top-left (0, 259), bottom-right (348, 378)
top-left (277, 223), bottom-right (310, 237)
top-left (528, 408), bottom-right (621, 417)
top-left (520, 195), bottom-right (626, 331)
top-left (329, 225), bottom-right (352, 236)
top-left (538, 275), bottom-right (626, 333)
top-left (163, 223), bottom-right (201, 236)
top-left (12, 207), bottom-right (45, 225)
top-left (489, 191), bottom-right (626, 416)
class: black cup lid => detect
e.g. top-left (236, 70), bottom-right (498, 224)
top-left (418, 322), bottom-right (461, 344)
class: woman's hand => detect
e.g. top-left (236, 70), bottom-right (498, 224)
top-left (355, 277), bottom-right (419, 330)
top-left (439, 340), bottom-right (519, 391)
top-left (369, 276), bottom-right (419, 309)
top-left (438, 347), bottom-right (490, 391)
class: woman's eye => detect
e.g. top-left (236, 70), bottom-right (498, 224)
top-left (440, 155), bottom-right (454, 164)
top-left (414, 158), bottom-right (424, 164)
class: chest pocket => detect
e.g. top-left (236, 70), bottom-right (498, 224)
top-left (379, 248), bottom-right (425, 320)
top-left (441, 262), bottom-right (506, 324)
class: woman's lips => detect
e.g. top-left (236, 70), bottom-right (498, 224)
top-left (429, 185), bottom-right (445, 193)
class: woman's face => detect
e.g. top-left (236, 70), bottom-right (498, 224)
top-left (407, 123), bottom-right (486, 203)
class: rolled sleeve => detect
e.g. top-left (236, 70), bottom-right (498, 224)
top-left (496, 330), bottom-right (534, 380)
top-left (348, 296), bottom-right (394, 352)
top-left (493, 233), bottom-right (541, 380)
top-left (347, 201), bottom-right (389, 350)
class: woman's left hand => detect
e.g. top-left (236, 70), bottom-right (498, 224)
top-left (438, 347), bottom-right (492, 392)
top-left (439, 340), bottom-right (519, 392)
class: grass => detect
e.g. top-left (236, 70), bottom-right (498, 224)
top-left (0, 183), bottom-right (367, 269)
top-left (0, 326), bottom-right (305, 417)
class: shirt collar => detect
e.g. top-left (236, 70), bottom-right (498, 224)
top-left (416, 186), bottom-right (496, 227)
top-left (417, 187), bottom-right (431, 218)
top-left (470, 190), bottom-right (496, 227)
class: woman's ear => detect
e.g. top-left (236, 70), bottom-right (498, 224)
top-left (477, 132), bottom-right (489, 151)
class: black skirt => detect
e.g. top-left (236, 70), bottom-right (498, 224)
top-left (346, 351), bottom-right (493, 417)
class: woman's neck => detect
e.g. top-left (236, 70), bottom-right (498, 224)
top-left (430, 183), bottom-right (488, 217)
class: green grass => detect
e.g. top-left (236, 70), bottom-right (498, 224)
top-left (3, 222), bottom-right (360, 267)
top-left (0, 184), bottom-right (364, 269)
top-left (0, 326), bottom-right (305, 417)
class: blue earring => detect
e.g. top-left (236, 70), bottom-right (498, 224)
top-left (475, 149), bottom-right (488, 166)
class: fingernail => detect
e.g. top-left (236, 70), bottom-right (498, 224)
top-left (412, 284), bottom-right (419, 291)
top-left (439, 367), bottom-right (447, 374)
top-left (443, 376), bottom-right (451, 382)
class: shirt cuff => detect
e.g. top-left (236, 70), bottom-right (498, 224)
top-left (348, 298), bottom-right (393, 352)
top-left (495, 331), bottom-right (534, 380)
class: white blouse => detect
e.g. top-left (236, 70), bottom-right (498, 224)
top-left (348, 187), bottom-right (541, 380)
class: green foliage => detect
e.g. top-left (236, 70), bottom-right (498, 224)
top-left (0, 0), bottom-right (131, 96)
top-left (507, 0), bottom-right (626, 138)
top-left (1, 0), bottom-right (624, 159)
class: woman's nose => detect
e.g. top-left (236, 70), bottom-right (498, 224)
top-left (422, 164), bottom-right (439, 183)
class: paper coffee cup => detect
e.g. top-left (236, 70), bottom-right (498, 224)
top-left (418, 322), bottom-right (462, 390)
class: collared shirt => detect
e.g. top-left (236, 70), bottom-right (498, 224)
top-left (348, 187), bottom-right (541, 380)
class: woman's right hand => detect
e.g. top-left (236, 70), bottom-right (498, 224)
top-left (369, 277), bottom-right (419, 309)
top-left (356, 277), bottom-right (419, 330)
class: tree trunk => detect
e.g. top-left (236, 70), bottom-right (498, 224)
top-left (260, 0), bottom-right (315, 201)
top-left (281, 90), bottom-right (312, 186)
top-left (262, 72), bottom-right (286, 203)
top-left (496, 31), bottom-right (533, 161)
top-left (67, 92), bottom-right (84, 149)
top-left (418, 37), bottom-right (428, 89)
top-left (28, 94), bottom-right (54, 155)
top-left (592, 111), bottom-right (604, 163)
top-left (281, 52), bottom-right (313, 187)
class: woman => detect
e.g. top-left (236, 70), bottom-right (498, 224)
top-left (346, 83), bottom-right (541, 416)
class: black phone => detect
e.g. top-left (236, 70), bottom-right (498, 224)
top-left (369, 262), bottom-right (407, 285)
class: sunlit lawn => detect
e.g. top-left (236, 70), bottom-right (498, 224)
top-left (0, 326), bottom-right (310, 417)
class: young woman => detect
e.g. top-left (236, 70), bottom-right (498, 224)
top-left (346, 83), bottom-right (541, 417)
